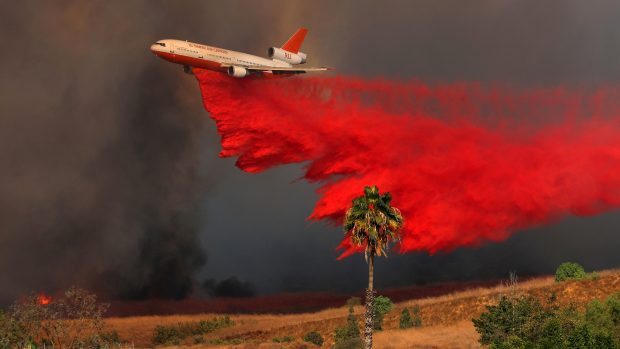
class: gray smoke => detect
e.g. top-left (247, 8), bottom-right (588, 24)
top-left (0, 2), bottom-right (214, 303)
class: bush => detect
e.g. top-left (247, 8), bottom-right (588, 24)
top-left (586, 300), bottom-right (615, 336)
top-left (152, 325), bottom-right (182, 345)
top-left (473, 295), bottom-right (546, 347)
top-left (399, 306), bottom-right (422, 329)
top-left (399, 308), bottom-right (414, 329)
top-left (491, 335), bottom-right (527, 349)
top-left (555, 262), bottom-right (587, 282)
top-left (152, 316), bottom-right (234, 345)
top-left (538, 317), bottom-right (566, 348)
top-left (303, 331), bottom-right (324, 346)
top-left (566, 323), bottom-right (617, 349)
top-left (1, 287), bottom-right (109, 349)
top-left (273, 335), bottom-right (294, 343)
top-left (373, 295), bottom-right (393, 330)
top-left (473, 292), bottom-right (620, 348)
top-left (334, 305), bottom-right (362, 349)
top-left (0, 311), bottom-right (30, 349)
top-left (412, 305), bottom-right (423, 327)
top-left (606, 292), bottom-right (620, 325)
top-left (195, 316), bottom-right (234, 334)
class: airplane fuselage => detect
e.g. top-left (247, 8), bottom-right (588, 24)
top-left (150, 39), bottom-right (292, 74)
top-left (150, 28), bottom-right (329, 78)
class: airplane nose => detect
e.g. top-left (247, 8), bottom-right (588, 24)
top-left (150, 44), bottom-right (158, 53)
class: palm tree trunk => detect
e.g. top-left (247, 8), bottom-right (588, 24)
top-left (365, 254), bottom-right (374, 349)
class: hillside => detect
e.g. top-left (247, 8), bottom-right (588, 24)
top-left (105, 269), bottom-right (620, 348)
top-left (107, 279), bottom-right (507, 317)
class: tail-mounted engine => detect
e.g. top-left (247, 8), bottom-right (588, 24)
top-left (268, 47), bottom-right (307, 65)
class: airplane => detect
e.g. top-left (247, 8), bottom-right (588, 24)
top-left (149, 28), bottom-right (331, 78)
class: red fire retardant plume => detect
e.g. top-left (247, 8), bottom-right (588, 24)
top-left (195, 69), bottom-right (620, 258)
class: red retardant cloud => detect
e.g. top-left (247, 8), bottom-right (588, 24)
top-left (195, 69), bottom-right (620, 258)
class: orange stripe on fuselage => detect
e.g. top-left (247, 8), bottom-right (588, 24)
top-left (153, 51), bottom-right (295, 79)
top-left (154, 51), bottom-right (226, 72)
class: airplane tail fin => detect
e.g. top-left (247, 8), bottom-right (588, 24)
top-left (281, 28), bottom-right (308, 53)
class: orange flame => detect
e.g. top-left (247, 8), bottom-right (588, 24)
top-left (37, 293), bottom-right (52, 305)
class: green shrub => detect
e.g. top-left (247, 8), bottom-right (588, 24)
top-left (538, 317), bottom-right (566, 348)
top-left (566, 323), bottom-right (617, 349)
top-left (473, 292), bottom-right (620, 348)
top-left (473, 295), bottom-right (548, 346)
top-left (399, 305), bottom-right (422, 329)
top-left (2, 287), bottom-right (109, 349)
top-left (399, 308), bottom-right (414, 329)
top-left (334, 305), bottom-right (362, 349)
top-left (346, 296), bottom-right (362, 307)
top-left (555, 262), bottom-right (587, 282)
top-left (412, 305), bottom-right (422, 327)
top-left (272, 335), bottom-right (294, 343)
top-left (0, 311), bottom-right (30, 349)
top-left (374, 295), bottom-right (393, 316)
top-left (152, 316), bottom-right (234, 345)
top-left (373, 295), bottom-right (393, 330)
top-left (194, 316), bottom-right (234, 334)
top-left (490, 335), bottom-right (527, 349)
top-left (606, 292), bottom-right (620, 326)
top-left (303, 331), bottom-right (324, 346)
top-left (152, 325), bottom-right (182, 345)
top-left (586, 300), bottom-right (615, 335)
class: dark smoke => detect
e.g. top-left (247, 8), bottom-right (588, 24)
top-left (0, 2), bottom-right (212, 304)
top-left (204, 277), bottom-right (257, 298)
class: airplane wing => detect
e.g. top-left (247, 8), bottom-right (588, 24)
top-left (222, 64), bottom-right (332, 75)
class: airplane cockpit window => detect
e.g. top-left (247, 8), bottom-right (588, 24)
top-left (155, 42), bottom-right (166, 47)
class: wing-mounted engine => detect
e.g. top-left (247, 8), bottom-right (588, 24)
top-left (268, 47), bottom-right (307, 65)
top-left (227, 66), bottom-right (250, 78)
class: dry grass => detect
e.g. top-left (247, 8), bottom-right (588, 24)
top-left (374, 321), bottom-right (481, 349)
top-left (105, 268), bottom-right (620, 348)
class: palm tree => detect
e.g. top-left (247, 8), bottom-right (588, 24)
top-left (344, 185), bottom-right (404, 349)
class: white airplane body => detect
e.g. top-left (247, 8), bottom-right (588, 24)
top-left (150, 28), bottom-right (330, 78)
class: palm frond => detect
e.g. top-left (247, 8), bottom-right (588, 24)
top-left (342, 185), bottom-right (405, 262)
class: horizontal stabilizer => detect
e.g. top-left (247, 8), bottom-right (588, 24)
top-left (221, 63), bottom-right (333, 75)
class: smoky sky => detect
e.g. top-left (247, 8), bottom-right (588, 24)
top-left (2, 0), bottom-right (620, 305)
